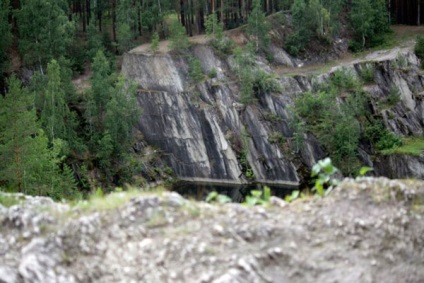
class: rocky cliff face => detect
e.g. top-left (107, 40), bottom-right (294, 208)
top-left (122, 41), bottom-right (424, 184)
top-left (1, 178), bottom-right (423, 283)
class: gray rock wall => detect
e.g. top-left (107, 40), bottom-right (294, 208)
top-left (123, 44), bottom-right (424, 183)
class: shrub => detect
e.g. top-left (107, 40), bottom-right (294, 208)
top-left (348, 40), bottom-right (363, 53)
top-left (331, 69), bottom-right (360, 91)
top-left (188, 57), bottom-right (204, 83)
top-left (364, 120), bottom-right (402, 151)
top-left (207, 68), bottom-right (217, 78)
top-left (414, 36), bottom-right (424, 68)
top-left (387, 87), bottom-right (401, 106)
top-left (253, 70), bottom-right (281, 94)
top-left (361, 64), bottom-right (375, 83)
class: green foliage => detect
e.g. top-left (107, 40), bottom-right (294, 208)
top-left (188, 56), bottom-right (204, 83)
top-left (386, 87), bottom-right (401, 106)
top-left (86, 50), bottom-right (140, 184)
top-left (0, 0), bottom-right (12, 79)
top-left (311, 158), bottom-right (339, 197)
top-left (0, 193), bottom-right (19, 207)
top-left (207, 68), bottom-right (217, 78)
top-left (292, 72), bottom-right (369, 174)
top-left (205, 13), bottom-right (224, 43)
top-left (150, 32), bottom-right (160, 53)
top-left (358, 166), bottom-right (373, 177)
top-left (168, 19), bottom-right (190, 52)
top-left (244, 186), bottom-right (271, 206)
top-left (0, 76), bottom-right (77, 199)
top-left (205, 191), bottom-right (231, 204)
top-left (286, 0), bottom-right (343, 55)
top-left (268, 132), bottom-right (285, 145)
top-left (117, 0), bottom-right (138, 53)
top-left (87, 19), bottom-right (104, 61)
top-left (239, 128), bottom-right (256, 181)
top-left (380, 137), bottom-right (424, 156)
top-left (285, 190), bottom-right (300, 203)
top-left (330, 69), bottom-right (360, 91)
top-left (17, 0), bottom-right (75, 68)
top-left (247, 0), bottom-right (271, 52)
top-left (363, 119), bottom-right (402, 151)
top-left (253, 70), bottom-right (282, 94)
top-left (361, 65), bottom-right (375, 83)
top-left (40, 60), bottom-right (72, 143)
top-left (415, 36), bottom-right (424, 68)
top-left (117, 23), bottom-right (134, 53)
top-left (349, 0), bottom-right (390, 49)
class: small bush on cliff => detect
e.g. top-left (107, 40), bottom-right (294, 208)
top-left (361, 65), bottom-right (375, 83)
top-left (415, 36), bottom-right (424, 68)
top-left (188, 56), bottom-right (204, 83)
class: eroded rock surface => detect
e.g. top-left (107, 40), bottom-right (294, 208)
top-left (123, 41), bottom-right (424, 185)
top-left (1, 178), bottom-right (423, 283)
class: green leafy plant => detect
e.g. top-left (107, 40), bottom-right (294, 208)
top-left (311, 158), bottom-right (340, 197)
top-left (188, 56), bottom-right (204, 83)
top-left (285, 190), bottom-right (300, 203)
top-left (244, 186), bottom-right (271, 206)
top-left (415, 36), bottom-right (424, 68)
top-left (357, 166), bottom-right (373, 177)
top-left (361, 64), bottom-right (375, 83)
top-left (205, 191), bottom-right (231, 204)
top-left (386, 87), bottom-right (401, 106)
top-left (0, 193), bottom-right (20, 207)
top-left (150, 32), bottom-right (160, 53)
top-left (207, 68), bottom-right (217, 78)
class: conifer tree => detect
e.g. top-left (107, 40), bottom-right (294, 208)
top-left (17, 0), bottom-right (75, 69)
top-left (168, 19), bottom-right (190, 52)
top-left (0, 76), bottom-right (76, 198)
top-left (247, 0), bottom-right (270, 52)
top-left (117, 0), bottom-right (138, 53)
top-left (40, 60), bottom-right (70, 143)
top-left (0, 0), bottom-right (12, 81)
top-left (150, 32), bottom-right (160, 53)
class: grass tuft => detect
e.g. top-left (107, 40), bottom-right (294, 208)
top-left (381, 137), bottom-right (424, 156)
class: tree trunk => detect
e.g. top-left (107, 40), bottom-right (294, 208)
top-left (112, 0), bottom-right (116, 42)
top-left (82, 0), bottom-right (87, 32)
top-left (220, 0), bottom-right (224, 25)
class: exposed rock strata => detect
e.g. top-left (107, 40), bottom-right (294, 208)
top-left (123, 43), bottom-right (424, 184)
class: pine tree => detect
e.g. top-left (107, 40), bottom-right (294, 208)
top-left (17, 0), bottom-right (75, 69)
top-left (0, 0), bottom-right (12, 80)
top-left (40, 60), bottom-right (70, 143)
top-left (87, 18), bottom-right (105, 60)
top-left (205, 13), bottom-right (224, 43)
top-left (117, 0), bottom-right (138, 53)
top-left (247, 0), bottom-right (270, 52)
top-left (0, 76), bottom-right (76, 198)
top-left (88, 50), bottom-right (113, 135)
top-left (150, 32), bottom-right (160, 53)
top-left (168, 19), bottom-right (190, 52)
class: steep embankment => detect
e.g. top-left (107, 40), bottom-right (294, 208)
top-left (0, 178), bottom-right (423, 282)
top-left (123, 35), bottom-right (424, 185)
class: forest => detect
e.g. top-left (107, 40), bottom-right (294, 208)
top-left (0, 0), bottom-right (404, 199)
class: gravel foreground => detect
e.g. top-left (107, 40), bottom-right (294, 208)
top-left (0, 177), bottom-right (423, 283)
